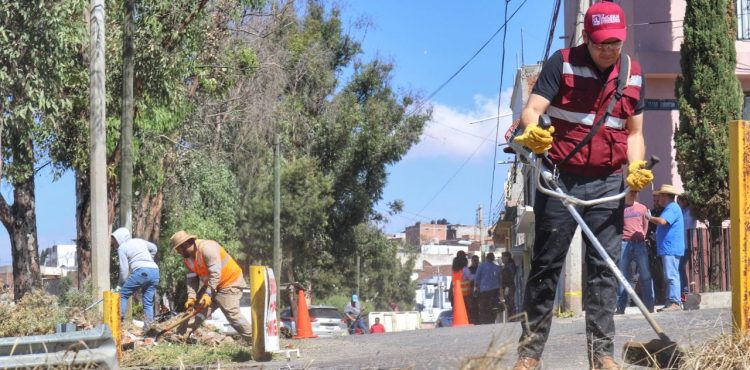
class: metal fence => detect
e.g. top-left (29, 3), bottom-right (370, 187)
top-left (0, 325), bottom-right (118, 369)
top-left (686, 227), bottom-right (731, 293)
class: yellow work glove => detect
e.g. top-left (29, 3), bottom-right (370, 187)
top-left (513, 124), bottom-right (555, 154)
top-left (185, 298), bottom-right (196, 310)
top-left (626, 160), bottom-right (653, 191)
top-left (198, 295), bottom-right (212, 309)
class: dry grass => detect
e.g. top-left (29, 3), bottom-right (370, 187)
top-left (679, 333), bottom-right (750, 370)
top-left (121, 342), bottom-right (252, 367)
top-left (459, 336), bottom-right (511, 370)
top-left (0, 289), bottom-right (66, 337)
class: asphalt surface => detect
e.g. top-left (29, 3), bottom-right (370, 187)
top-left (243, 307), bottom-right (731, 369)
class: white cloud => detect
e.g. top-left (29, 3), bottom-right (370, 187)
top-left (405, 89), bottom-right (516, 160)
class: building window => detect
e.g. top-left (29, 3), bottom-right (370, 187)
top-left (739, 0), bottom-right (750, 40)
top-left (743, 95), bottom-right (750, 120)
top-left (644, 99), bottom-right (678, 111)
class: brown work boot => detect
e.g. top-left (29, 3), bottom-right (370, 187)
top-left (512, 357), bottom-right (540, 370)
top-left (657, 303), bottom-right (682, 312)
top-left (591, 355), bottom-right (621, 370)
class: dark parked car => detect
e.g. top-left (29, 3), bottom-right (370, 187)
top-left (280, 306), bottom-right (349, 337)
top-left (436, 309), bottom-right (453, 328)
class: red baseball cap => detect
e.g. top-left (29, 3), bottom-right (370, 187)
top-left (584, 1), bottom-right (627, 44)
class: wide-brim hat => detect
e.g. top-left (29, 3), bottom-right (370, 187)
top-left (656, 184), bottom-right (681, 196)
top-left (170, 230), bottom-right (197, 250)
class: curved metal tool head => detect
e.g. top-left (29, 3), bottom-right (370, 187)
top-left (623, 339), bottom-right (684, 369)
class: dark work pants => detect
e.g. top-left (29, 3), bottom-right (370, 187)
top-left (479, 288), bottom-right (500, 324)
top-left (518, 171), bottom-right (624, 362)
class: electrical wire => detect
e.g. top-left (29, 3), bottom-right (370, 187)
top-left (406, 0), bottom-right (530, 118)
top-left (488, 0), bottom-right (512, 228)
top-left (413, 128), bottom-right (498, 222)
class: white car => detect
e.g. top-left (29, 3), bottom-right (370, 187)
top-left (204, 289), bottom-right (252, 334)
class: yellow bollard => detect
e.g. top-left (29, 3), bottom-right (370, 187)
top-left (730, 120), bottom-right (750, 334)
top-left (250, 265), bottom-right (271, 361)
top-left (102, 291), bottom-right (121, 360)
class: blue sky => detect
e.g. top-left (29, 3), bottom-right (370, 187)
top-left (0, 0), bottom-right (564, 265)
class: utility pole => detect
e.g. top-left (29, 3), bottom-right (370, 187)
top-left (562, 0), bottom-right (588, 315)
top-left (119, 0), bottom-right (134, 232)
top-left (477, 204), bottom-right (485, 256)
top-left (90, 0), bottom-right (109, 300)
top-left (273, 134), bottom-right (281, 319)
top-left (356, 254), bottom-right (360, 296)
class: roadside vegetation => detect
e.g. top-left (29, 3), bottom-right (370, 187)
top-left (1, 0), bottom-right (426, 312)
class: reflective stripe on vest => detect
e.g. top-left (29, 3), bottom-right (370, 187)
top-left (547, 44), bottom-right (642, 177)
top-left (183, 240), bottom-right (243, 291)
top-left (460, 280), bottom-right (472, 296)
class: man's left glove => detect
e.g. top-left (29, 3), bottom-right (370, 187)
top-left (513, 124), bottom-right (555, 154)
top-left (197, 295), bottom-right (212, 309)
top-left (627, 160), bottom-right (653, 191)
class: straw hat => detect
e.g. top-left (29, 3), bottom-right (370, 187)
top-left (170, 230), bottom-right (197, 250)
top-left (655, 184), bottom-right (681, 196)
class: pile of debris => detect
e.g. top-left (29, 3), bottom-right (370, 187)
top-left (121, 321), bottom-right (236, 350)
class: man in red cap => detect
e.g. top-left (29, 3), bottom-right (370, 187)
top-left (511, 2), bottom-right (652, 369)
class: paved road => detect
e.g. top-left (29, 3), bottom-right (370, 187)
top-left (247, 308), bottom-right (731, 369)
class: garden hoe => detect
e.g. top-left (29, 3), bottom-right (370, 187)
top-left (508, 121), bottom-right (686, 369)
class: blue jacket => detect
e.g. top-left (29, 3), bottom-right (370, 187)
top-left (474, 261), bottom-right (501, 292)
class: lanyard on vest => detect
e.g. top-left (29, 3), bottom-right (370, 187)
top-left (554, 54), bottom-right (631, 169)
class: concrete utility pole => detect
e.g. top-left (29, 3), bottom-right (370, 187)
top-left (477, 205), bottom-right (485, 255)
top-left (273, 134), bottom-right (281, 319)
top-left (562, 0), bottom-right (588, 315)
top-left (90, 0), bottom-right (110, 300)
top-left (119, 0), bottom-right (135, 232)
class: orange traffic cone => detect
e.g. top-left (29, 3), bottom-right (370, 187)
top-left (293, 288), bottom-right (317, 339)
top-left (451, 270), bottom-right (471, 327)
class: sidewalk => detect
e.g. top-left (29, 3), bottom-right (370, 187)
top-left (621, 291), bottom-right (731, 315)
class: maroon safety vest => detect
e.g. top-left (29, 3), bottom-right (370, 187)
top-left (547, 44), bottom-right (642, 177)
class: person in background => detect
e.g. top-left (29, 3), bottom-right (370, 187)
top-left (677, 194), bottom-right (697, 301)
top-left (344, 294), bottom-right (368, 334)
top-left (474, 252), bottom-right (502, 324)
top-left (501, 252), bottom-right (518, 318)
top-left (648, 190), bottom-right (666, 305)
top-left (449, 250), bottom-right (468, 308)
top-left (647, 184), bottom-right (685, 312)
top-left (112, 227), bottom-right (160, 329)
top-left (370, 317), bottom-right (386, 334)
top-left (616, 191), bottom-right (654, 314)
top-left (463, 255), bottom-right (480, 324)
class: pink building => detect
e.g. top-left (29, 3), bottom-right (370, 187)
top-left (564, 0), bottom-right (750, 208)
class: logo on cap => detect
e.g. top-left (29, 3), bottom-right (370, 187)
top-left (591, 13), bottom-right (621, 27)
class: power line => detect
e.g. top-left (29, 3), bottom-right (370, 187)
top-left (488, 0), bottom-right (512, 229)
top-left (413, 128), bottom-right (498, 221)
top-left (406, 0), bottom-right (530, 118)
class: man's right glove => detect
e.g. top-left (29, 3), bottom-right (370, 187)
top-left (513, 124), bottom-right (555, 154)
top-left (197, 295), bottom-right (212, 309)
top-left (185, 298), bottom-right (196, 310)
top-left (626, 160), bottom-right (653, 191)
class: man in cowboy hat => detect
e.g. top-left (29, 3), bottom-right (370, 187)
top-left (646, 185), bottom-right (685, 312)
top-left (170, 230), bottom-right (251, 342)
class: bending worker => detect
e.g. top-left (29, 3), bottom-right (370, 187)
top-left (112, 227), bottom-right (160, 329)
top-left (510, 2), bottom-right (653, 370)
top-left (170, 230), bottom-right (251, 343)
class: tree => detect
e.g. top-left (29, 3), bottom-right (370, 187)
top-left (0, 0), bottom-right (88, 299)
top-left (675, 0), bottom-right (742, 226)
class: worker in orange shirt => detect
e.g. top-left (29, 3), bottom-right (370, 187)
top-left (170, 230), bottom-right (251, 343)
